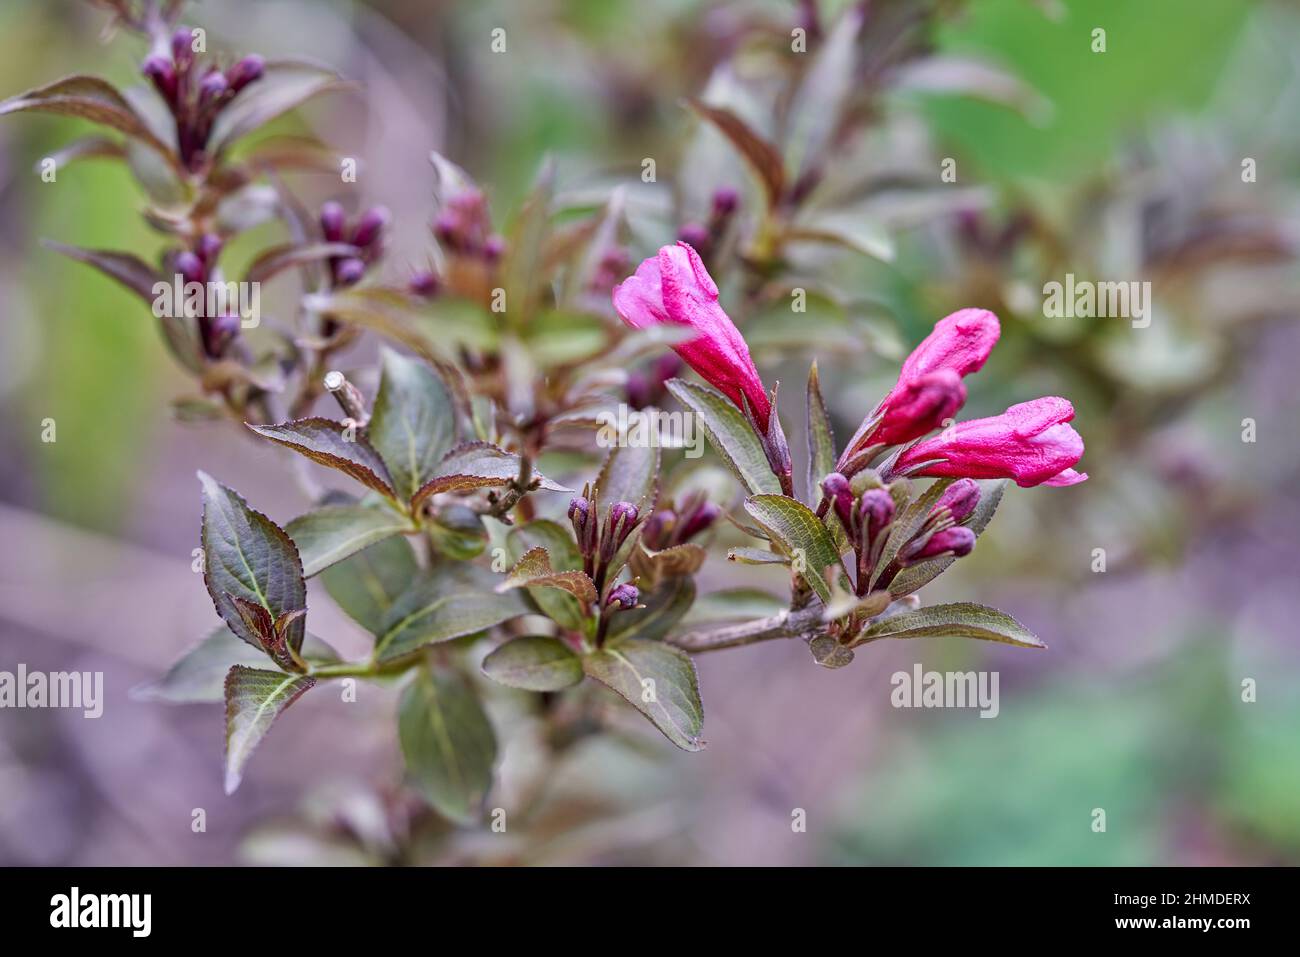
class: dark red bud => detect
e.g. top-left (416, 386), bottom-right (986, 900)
top-left (142, 55), bottom-right (178, 104)
top-left (605, 583), bottom-right (639, 609)
top-left (408, 271), bottom-right (439, 298)
top-left (225, 55), bottom-right (265, 93)
top-left (711, 186), bottom-right (739, 216)
top-left (171, 28), bottom-right (196, 68)
top-left (933, 478), bottom-right (981, 524)
top-left (678, 500), bottom-right (720, 542)
top-left (197, 233), bottom-right (224, 266)
top-left (334, 257), bottom-right (366, 286)
top-left (907, 526), bottom-right (975, 562)
top-left (351, 206), bottom-right (390, 248)
top-left (174, 250), bottom-right (204, 284)
top-left (821, 472), bottom-right (853, 531)
top-left (482, 234), bottom-right (505, 262)
top-left (320, 202), bottom-right (346, 242)
top-left (858, 488), bottom-right (895, 542)
top-left (677, 222), bottom-right (710, 249)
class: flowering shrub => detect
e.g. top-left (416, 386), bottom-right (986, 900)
top-left (3, 0), bottom-right (1086, 824)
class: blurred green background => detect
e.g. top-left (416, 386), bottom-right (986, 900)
top-left (1, 0), bottom-right (1297, 865)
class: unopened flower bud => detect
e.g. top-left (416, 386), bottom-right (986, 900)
top-left (225, 55), bottom-right (265, 94)
top-left (858, 488), bottom-right (895, 543)
top-left (171, 28), bottom-right (196, 69)
top-left (174, 250), bottom-right (204, 285)
top-left (197, 233), bottom-right (224, 266)
top-left (872, 368), bottom-right (967, 447)
top-left (351, 206), bottom-right (390, 248)
top-left (677, 222), bottom-right (710, 250)
top-left (821, 472), bottom-right (853, 531)
top-left (933, 478), bottom-right (981, 524)
top-left (482, 234), bottom-right (505, 262)
top-left (408, 270), bottom-right (439, 298)
top-left (642, 509), bottom-right (675, 550)
top-left (198, 69), bottom-right (228, 106)
top-left (142, 55), bottom-right (177, 104)
top-left (605, 583), bottom-right (639, 610)
top-left (334, 257), bottom-right (366, 286)
top-left (678, 499), bottom-right (720, 543)
top-left (711, 186), bottom-right (739, 217)
top-left (601, 501), bottom-right (640, 562)
top-left (320, 202), bottom-right (346, 242)
top-left (568, 496), bottom-right (591, 549)
top-left (905, 526), bottom-right (975, 562)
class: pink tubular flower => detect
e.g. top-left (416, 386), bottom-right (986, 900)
top-left (842, 309), bottom-right (1000, 463)
top-left (894, 397), bottom-right (1087, 488)
top-left (613, 242), bottom-right (771, 431)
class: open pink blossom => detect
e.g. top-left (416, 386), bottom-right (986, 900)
top-left (842, 308), bottom-right (1000, 462)
top-left (894, 396), bottom-right (1087, 488)
top-left (613, 242), bottom-right (771, 431)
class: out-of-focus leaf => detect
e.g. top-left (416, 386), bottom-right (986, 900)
top-left (788, 210), bottom-right (895, 262)
top-left (0, 75), bottom-right (176, 166)
top-left (399, 664), bottom-right (496, 824)
top-left (507, 520), bottom-right (587, 631)
top-left (784, 4), bottom-right (863, 179)
top-left (583, 638), bottom-right (704, 751)
top-left (893, 55), bottom-right (1050, 122)
top-left (526, 309), bottom-right (607, 365)
top-left (743, 494), bottom-right (840, 603)
top-left (503, 160), bottom-right (555, 328)
top-left (631, 542), bottom-right (707, 584)
top-left (605, 577), bottom-right (696, 644)
top-left (42, 135), bottom-right (125, 171)
top-left (368, 347), bottom-right (457, 505)
top-left (727, 546), bottom-right (790, 565)
top-left (687, 98), bottom-right (785, 208)
top-left (248, 418), bottom-right (397, 501)
top-left (411, 441), bottom-right (569, 508)
top-left (373, 566), bottom-right (529, 662)
top-left (41, 239), bottom-right (159, 301)
top-left (199, 471), bottom-right (307, 653)
top-left (593, 442), bottom-right (659, 518)
top-left (482, 636), bottom-right (583, 692)
top-left (223, 666), bottom-right (316, 794)
top-left (805, 361), bottom-right (837, 499)
top-left (857, 602), bottom-right (1044, 649)
top-left (208, 59), bottom-right (350, 153)
top-left (683, 588), bottom-right (786, 624)
top-left (666, 379), bottom-right (780, 496)
top-left (496, 546), bottom-right (597, 606)
top-left (287, 504), bottom-right (413, 578)
top-left (889, 479), bottom-right (1007, 596)
top-left (131, 628), bottom-right (268, 704)
top-left (320, 535), bottom-right (418, 636)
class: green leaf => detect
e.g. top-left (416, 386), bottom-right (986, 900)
top-left (482, 636), bottom-right (583, 691)
top-left (287, 504), bottom-right (413, 578)
top-left (743, 494), bottom-right (841, 604)
top-left (399, 665), bottom-right (496, 823)
top-left (507, 521), bottom-right (587, 631)
top-left (224, 666), bottom-right (316, 794)
top-left (605, 577), bottom-right (696, 644)
top-left (411, 441), bottom-right (569, 509)
top-left (249, 418), bottom-right (397, 501)
top-left (788, 210), bottom-right (895, 263)
top-left (858, 602), bottom-right (1045, 649)
top-left (131, 628), bottom-right (267, 704)
top-left (245, 241), bottom-right (360, 286)
top-left (583, 638), bottom-right (704, 751)
top-left (727, 546), bottom-right (790, 566)
top-left (320, 535), bottom-right (418, 636)
top-left (496, 546), bottom-right (597, 606)
top-left (0, 74), bottom-right (176, 167)
top-left (870, 479), bottom-right (954, 592)
top-left (199, 472), bottom-right (307, 653)
top-left (684, 588), bottom-right (787, 624)
top-left (368, 347), bottom-right (458, 506)
top-left (687, 98), bottom-right (785, 208)
top-left (805, 361), bottom-right (837, 500)
top-left (809, 635), bottom-right (855, 669)
top-left (666, 379), bottom-right (781, 496)
top-left (888, 479), bottom-right (1008, 596)
top-left (374, 566), bottom-right (529, 662)
top-left (208, 59), bottom-right (350, 153)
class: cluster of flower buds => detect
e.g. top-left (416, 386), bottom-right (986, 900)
top-left (822, 474), bottom-right (983, 596)
top-left (320, 201), bottom-right (389, 288)
top-left (568, 494), bottom-right (641, 593)
top-left (433, 187), bottom-right (503, 261)
top-left (641, 491), bottom-right (721, 551)
top-left (676, 186), bottom-right (740, 265)
top-left (168, 232), bottom-right (239, 358)
top-left (142, 28), bottom-right (264, 172)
